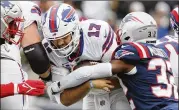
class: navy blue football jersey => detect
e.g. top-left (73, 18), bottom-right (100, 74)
top-left (112, 42), bottom-right (178, 110)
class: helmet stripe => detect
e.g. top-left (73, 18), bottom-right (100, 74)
top-left (132, 16), bottom-right (144, 24)
top-left (49, 5), bottom-right (60, 32)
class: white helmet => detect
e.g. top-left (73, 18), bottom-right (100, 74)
top-left (1, 1), bottom-right (24, 45)
top-left (116, 12), bottom-right (157, 44)
top-left (42, 3), bottom-right (80, 58)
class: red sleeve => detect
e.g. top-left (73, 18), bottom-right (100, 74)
top-left (0, 83), bottom-right (14, 98)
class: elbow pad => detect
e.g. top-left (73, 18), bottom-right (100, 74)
top-left (23, 42), bottom-right (50, 74)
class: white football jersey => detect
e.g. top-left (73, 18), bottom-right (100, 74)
top-left (43, 19), bottom-right (117, 67)
top-left (1, 1), bottom-right (42, 64)
top-left (156, 35), bottom-right (178, 78)
top-left (42, 19), bottom-right (118, 81)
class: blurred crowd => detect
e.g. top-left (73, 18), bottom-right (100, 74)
top-left (33, 0), bottom-right (178, 39)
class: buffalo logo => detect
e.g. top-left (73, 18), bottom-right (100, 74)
top-left (61, 6), bottom-right (75, 22)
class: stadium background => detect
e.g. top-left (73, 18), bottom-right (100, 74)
top-left (20, 1), bottom-right (178, 109)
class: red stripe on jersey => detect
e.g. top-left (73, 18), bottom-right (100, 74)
top-left (130, 42), bottom-right (148, 58)
top-left (140, 44), bottom-right (150, 58)
top-left (130, 43), bottom-right (144, 58)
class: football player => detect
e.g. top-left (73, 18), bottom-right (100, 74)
top-left (42, 3), bottom-right (131, 110)
top-left (156, 7), bottom-right (178, 88)
top-left (1, 1), bottom-right (50, 109)
top-left (49, 12), bottom-right (178, 110)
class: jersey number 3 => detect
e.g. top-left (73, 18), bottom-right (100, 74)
top-left (148, 58), bottom-right (178, 99)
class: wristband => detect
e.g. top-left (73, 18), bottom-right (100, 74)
top-left (89, 80), bottom-right (94, 88)
top-left (14, 84), bottom-right (18, 94)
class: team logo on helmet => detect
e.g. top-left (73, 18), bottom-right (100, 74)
top-left (61, 6), bottom-right (75, 22)
top-left (122, 14), bottom-right (144, 24)
top-left (1, 1), bottom-right (14, 12)
top-left (1, 1), bottom-right (13, 8)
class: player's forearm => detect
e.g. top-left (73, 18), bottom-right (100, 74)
top-left (0, 83), bottom-right (14, 98)
top-left (60, 82), bottom-right (91, 106)
top-left (57, 63), bottom-right (112, 91)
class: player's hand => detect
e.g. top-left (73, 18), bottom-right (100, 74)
top-left (17, 80), bottom-right (45, 96)
top-left (46, 81), bottom-right (62, 103)
top-left (91, 79), bottom-right (114, 92)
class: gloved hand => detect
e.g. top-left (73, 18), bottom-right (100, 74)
top-left (47, 81), bottom-right (61, 94)
top-left (17, 80), bottom-right (45, 96)
top-left (46, 81), bottom-right (62, 103)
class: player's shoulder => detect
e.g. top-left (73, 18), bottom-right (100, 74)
top-left (19, 1), bottom-right (41, 28)
top-left (80, 19), bottom-right (109, 29)
top-left (113, 42), bottom-right (156, 60)
top-left (19, 1), bottom-right (40, 13)
top-left (119, 42), bottom-right (148, 52)
top-left (157, 35), bottom-right (178, 44)
top-left (156, 35), bottom-right (178, 49)
top-left (80, 19), bottom-right (112, 40)
top-left (112, 42), bottom-right (140, 61)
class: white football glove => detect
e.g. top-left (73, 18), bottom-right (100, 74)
top-left (46, 81), bottom-right (62, 103)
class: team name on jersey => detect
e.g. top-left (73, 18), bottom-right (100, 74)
top-left (148, 46), bottom-right (168, 58)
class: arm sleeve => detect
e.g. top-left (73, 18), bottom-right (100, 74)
top-left (58, 63), bottom-right (112, 91)
top-left (51, 65), bottom-right (70, 82)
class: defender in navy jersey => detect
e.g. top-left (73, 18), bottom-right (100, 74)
top-left (47, 10), bottom-right (178, 110)
top-left (112, 42), bottom-right (178, 110)
top-left (48, 41), bottom-right (179, 110)
top-left (114, 11), bottom-right (178, 110)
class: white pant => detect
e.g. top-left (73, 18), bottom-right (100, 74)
top-left (82, 89), bottom-right (131, 110)
top-left (1, 59), bottom-right (28, 110)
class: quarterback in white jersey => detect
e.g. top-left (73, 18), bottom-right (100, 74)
top-left (156, 7), bottom-right (179, 88)
top-left (1, 1), bottom-right (49, 109)
top-left (42, 3), bottom-right (131, 110)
